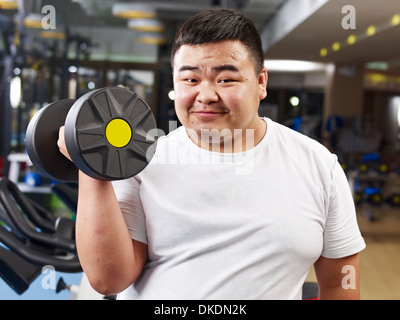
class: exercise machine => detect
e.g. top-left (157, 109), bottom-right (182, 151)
top-left (0, 177), bottom-right (80, 295)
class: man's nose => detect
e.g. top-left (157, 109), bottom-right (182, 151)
top-left (196, 83), bottom-right (219, 104)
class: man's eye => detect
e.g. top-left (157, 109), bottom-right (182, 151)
top-left (219, 79), bottom-right (233, 83)
top-left (186, 79), bottom-right (197, 83)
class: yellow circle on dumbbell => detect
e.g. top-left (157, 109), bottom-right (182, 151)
top-left (105, 118), bottom-right (132, 148)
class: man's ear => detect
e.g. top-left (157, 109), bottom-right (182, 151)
top-left (258, 66), bottom-right (268, 100)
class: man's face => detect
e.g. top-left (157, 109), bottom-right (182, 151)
top-left (172, 40), bottom-right (268, 149)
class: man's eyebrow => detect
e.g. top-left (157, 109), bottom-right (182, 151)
top-left (178, 64), bottom-right (239, 72)
top-left (212, 64), bottom-right (239, 72)
top-left (178, 65), bottom-right (199, 72)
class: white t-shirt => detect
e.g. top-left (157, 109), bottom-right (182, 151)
top-left (112, 117), bottom-right (365, 300)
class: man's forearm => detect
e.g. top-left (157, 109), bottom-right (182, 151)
top-left (76, 171), bottom-right (141, 295)
top-left (318, 284), bottom-right (360, 300)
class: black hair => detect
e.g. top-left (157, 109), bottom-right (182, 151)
top-left (171, 7), bottom-right (264, 74)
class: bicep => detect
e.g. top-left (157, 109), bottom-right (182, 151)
top-left (314, 253), bottom-right (360, 300)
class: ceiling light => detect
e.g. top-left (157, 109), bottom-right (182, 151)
top-left (332, 42), bottom-right (341, 51)
top-left (366, 25), bottom-right (376, 36)
top-left (289, 96), bottom-right (299, 107)
top-left (366, 73), bottom-right (389, 85)
top-left (69, 66), bottom-right (78, 73)
top-left (112, 3), bottom-right (156, 19)
top-left (24, 13), bottom-right (44, 29)
top-left (87, 81), bottom-right (96, 90)
top-left (366, 61), bottom-right (388, 70)
top-left (168, 90), bottom-right (175, 101)
top-left (10, 76), bottom-right (21, 109)
top-left (137, 34), bottom-right (166, 45)
top-left (0, 0), bottom-right (18, 10)
top-left (320, 15), bottom-right (399, 59)
top-left (264, 60), bottom-right (327, 72)
top-left (320, 48), bottom-right (328, 57)
top-left (128, 19), bottom-right (164, 32)
top-left (40, 30), bottom-right (66, 40)
top-left (347, 34), bottom-right (356, 45)
top-left (13, 67), bottom-right (21, 75)
top-left (391, 14), bottom-right (400, 26)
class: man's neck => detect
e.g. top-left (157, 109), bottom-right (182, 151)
top-left (188, 118), bottom-right (267, 153)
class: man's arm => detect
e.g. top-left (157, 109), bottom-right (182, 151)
top-left (314, 253), bottom-right (360, 300)
top-left (76, 173), bottom-right (148, 295)
top-left (58, 127), bottom-right (147, 295)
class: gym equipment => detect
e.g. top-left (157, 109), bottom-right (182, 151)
top-left (357, 153), bottom-right (389, 175)
top-left (358, 163), bottom-right (369, 174)
top-left (26, 87), bottom-right (157, 182)
top-left (0, 178), bottom-right (76, 252)
top-left (360, 186), bottom-right (382, 221)
top-left (377, 162), bottom-right (389, 175)
top-left (364, 187), bottom-right (383, 206)
top-left (24, 171), bottom-right (43, 187)
top-left (0, 14), bottom-right (16, 177)
top-left (0, 177), bottom-right (82, 295)
top-left (302, 282), bottom-right (319, 300)
top-left (0, 178), bottom-right (81, 274)
top-left (26, 99), bottom-right (78, 182)
top-left (386, 193), bottom-right (400, 207)
top-left (354, 191), bottom-right (363, 205)
top-left (50, 183), bottom-right (78, 214)
top-left (0, 245), bottom-right (42, 295)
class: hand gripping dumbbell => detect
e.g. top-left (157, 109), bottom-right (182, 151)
top-left (25, 87), bottom-right (157, 182)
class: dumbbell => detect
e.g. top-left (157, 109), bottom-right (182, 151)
top-left (25, 87), bottom-right (157, 182)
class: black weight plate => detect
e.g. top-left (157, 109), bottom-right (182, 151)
top-left (64, 87), bottom-right (158, 181)
top-left (25, 100), bottom-right (78, 182)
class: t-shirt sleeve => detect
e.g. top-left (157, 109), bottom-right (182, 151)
top-left (112, 177), bottom-right (148, 245)
top-left (321, 157), bottom-right (366, 259)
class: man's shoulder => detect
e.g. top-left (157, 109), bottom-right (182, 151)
top-left (266, 118), bottom-right (335, 169)
top-left (269, 119), bottom-right (329, 152)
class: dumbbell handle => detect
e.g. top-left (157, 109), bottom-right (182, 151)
top-left (57, 126), bottom-right (73, 162)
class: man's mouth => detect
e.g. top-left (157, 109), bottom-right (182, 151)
top-left (191, 110), bottom-right (227, 119)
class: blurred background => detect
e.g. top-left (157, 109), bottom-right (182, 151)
top-left (0, 0), bottom-right (399, 299)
